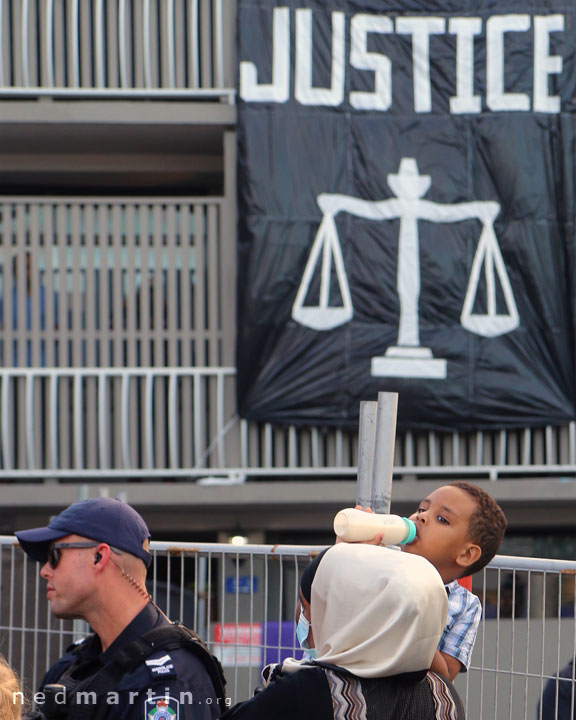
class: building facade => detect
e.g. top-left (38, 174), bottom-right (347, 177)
top-left (0, 0), bottom-right (574, 556)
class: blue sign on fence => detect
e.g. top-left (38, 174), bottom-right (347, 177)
top-left (225, 576), bottom-right (258, 594)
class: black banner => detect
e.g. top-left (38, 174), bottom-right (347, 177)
top-left (236, 0), bottom-right (576, 431)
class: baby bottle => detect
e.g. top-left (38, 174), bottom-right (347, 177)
top-left (333, 508), bottom-right (416, 545)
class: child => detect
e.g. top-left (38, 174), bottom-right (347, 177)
top-left (396, 481), bottom-right (507, 681)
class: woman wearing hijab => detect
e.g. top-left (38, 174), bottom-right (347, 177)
top-left (221, 543), bottom-right (465, 720)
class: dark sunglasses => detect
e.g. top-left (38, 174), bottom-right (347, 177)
top-left (47, 542), bottom-right (121, 569)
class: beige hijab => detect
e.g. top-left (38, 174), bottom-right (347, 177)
top-left (311, 543), bottom-right (448, 678)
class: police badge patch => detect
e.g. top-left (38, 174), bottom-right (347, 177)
top-left (145, 696), bottom-right (179, 720)
top-left (145, 653), bottom-right (177, 679)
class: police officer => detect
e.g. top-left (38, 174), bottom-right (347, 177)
top-left (16, 497), bottom-right (226, 720)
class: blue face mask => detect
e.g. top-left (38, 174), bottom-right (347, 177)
top-left (296, 610), bottom-right (316, 657)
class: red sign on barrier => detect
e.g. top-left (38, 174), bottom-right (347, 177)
top-left (213, 623), bottom-right (262, 667)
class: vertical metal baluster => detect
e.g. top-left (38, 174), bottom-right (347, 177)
top-left (118, 0), bottom-right (127, 87)
top-left (166, 0), bottom-right (175, 87)
top-left (145, 371), bottom-right (154, 468)
top-left (98, 371), bottom-right (109, 468)
top-left (73, 372), bottom-right (84, 470)
top-left (121, 372), bottom-right (132, 469)
top-left (1, 373), bottom-right (12, 470)
top-left (26, 373), bottom-right (35, 469)
top-left (143, 0), bottom-right (151, 87)
top-left (0, 0), bottom-right (5, 86)
top-left (94, 0), bottom-right (104, 87)
top-left (45, 0), bottom-right (55, 86)
top-left (168, 372), bottom-right (179, 469)
top-left (69, 0), bottom-right (80, 86)
top-left (188, 0), bottom-right (199, 88)
top-left (21, 0), bottom-right (30, 86)
top-left (213, 0), bottom-right (223, 87)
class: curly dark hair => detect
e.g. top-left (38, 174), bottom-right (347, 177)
top-left (450, 481), bottom-right (507, 577)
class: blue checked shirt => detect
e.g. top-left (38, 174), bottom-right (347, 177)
top-left (439, 581), bottom-right (482, 672)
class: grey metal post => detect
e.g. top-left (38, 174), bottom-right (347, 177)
top-left (197, 556), bottom-right (208, 641)
top-left (356, 400), bottom-right (377, 508)
top-left (370, 392), bottom-right (398, 513)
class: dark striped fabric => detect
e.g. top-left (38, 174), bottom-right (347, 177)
top-left (425, 671), bottom-right (462, 719)
top-left (324, 667), bottom-right (465, 720)
top-left (325, 668), bottom-right (368, 720)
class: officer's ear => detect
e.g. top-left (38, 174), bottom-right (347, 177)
top-left (92, 544), bottom-right (112, 571)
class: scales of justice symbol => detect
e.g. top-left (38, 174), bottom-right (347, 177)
top-left (291, 158), bottom-right (519, 379)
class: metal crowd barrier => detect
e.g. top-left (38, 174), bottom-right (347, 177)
top-left (1, 536), bottom-right (575, 719)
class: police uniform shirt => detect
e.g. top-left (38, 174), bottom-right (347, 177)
top-left (39, 602), bottom-right (223, 720)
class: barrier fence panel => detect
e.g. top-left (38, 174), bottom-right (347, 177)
top-left (0, 537), bottom-right (326, 706)
top-left (1, 536), bottom-right (576, 719)
top-left (464, 555), bottom-right (576, 720)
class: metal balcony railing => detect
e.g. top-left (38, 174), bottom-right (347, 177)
top-left (0, 196), bottom-right (235, 370)
top-left (0, 0), bottom-right (235, 100)
top-left (1, 368), bottom-right (576, 481)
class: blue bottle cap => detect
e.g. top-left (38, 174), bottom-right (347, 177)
top-left (399, 517), bottom-right (417, 544)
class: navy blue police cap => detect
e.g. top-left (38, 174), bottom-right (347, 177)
top-left (15, 497), bottom-right (152, 567)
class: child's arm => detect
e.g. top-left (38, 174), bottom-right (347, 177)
top-left (430, 649), bottom-right (462, 681)
top-left (439, 585), bottom-right (482, 679)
